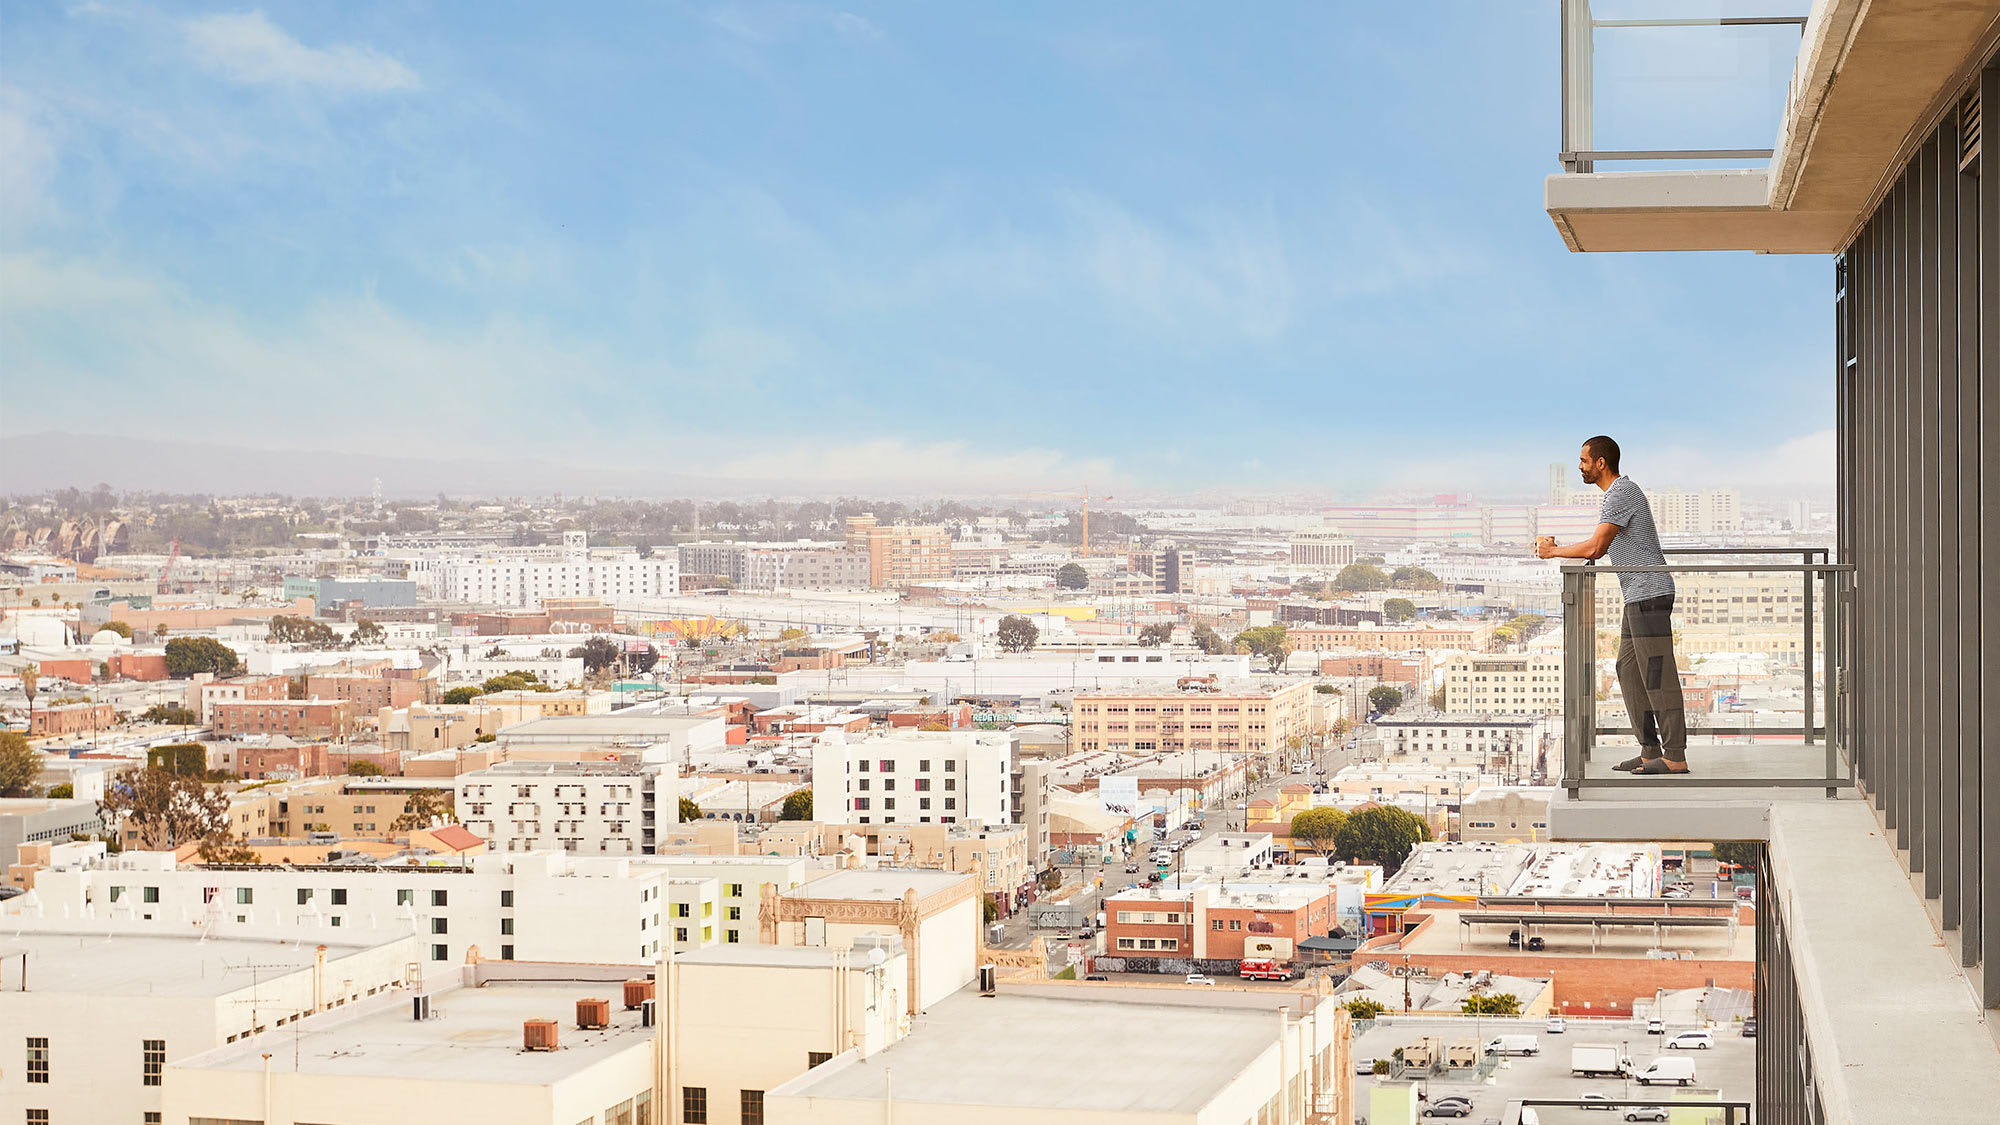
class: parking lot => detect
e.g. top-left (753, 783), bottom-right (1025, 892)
top-left (1352, 1016), bottom-right (1756, 1122)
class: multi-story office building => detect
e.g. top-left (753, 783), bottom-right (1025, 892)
top-left (1070, 680), bottom-right (1313, 757)
top-left (430, 531), bottom-right (676, 608)
top-left (1287, 530), bottom-right (1358, 568)
top-left (1545, 4), bottom-right (2000, 1119)
top-left (1374, 713), bottom-right (1535, 764)
top-left (1131, 543), bottom-right (1190, 593)
top-left (678, 540), bottom-right (869, 589)
top-left (458, 759), bottom-right (678, 855)
top-left (209, 698), bottom-right (358, 740)
top-left (844, 514), bottom-right (951, 587)
top-left (810, 728), bottom-right (1013, 828)
top-left (1650, 487), bottom-right (1745, 536)
top-left (1442, 653), bottom-right (1564, 715)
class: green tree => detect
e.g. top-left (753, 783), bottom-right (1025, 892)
top-left (47, 783), bottom-right (74, 799)
top-left (569, 635), bottom-right (622, 674)
top-left (1390, 566), bottom-right (1443, 591)
top-left (99, 767), bottom-right (232, 850)
top-left (0, 731), bottom-right (42, 797)
top-left (442, 686), bottom-right (484, 705)
top-left (482, 673), bottom-right (542, 694)
top-left (345, 760), bottom-right (385, 777)
top-left (1190, 623), bottom-right (1227, 655)
top-left (1711, 841), bottom-right (1762, 871)
top-left (779, 788), bottom-right (813, 821)
top-left (197, 836), bottom-right (263, 865)
top-left (391, 789), bottom-right (452, 833)
top-left (1344, 998), bottom-right (1388, 1021)
top-left (1288, 807), bottom-right (1349, 857)
top-left (1333, 563), bottom-right (1391, 592)
top-left (1233, 624), bottom-right (1292, 672)
top-left (100, 619), bottom-right (133, 639)
top-left (1368, 685), bottom-right (1404, 715)
top-left (164, 637), bottom-right (243, 678)
top-left (679, 797), bottom-right (705, 822)
top-left (1054, 563), bottom-right (1089, 590)
top-left (777, 627), bottom-right (808, 641)
top-left (1356, 555), bottom-right (1386, 566)
top-left (1136, 623), bottom-right (1175, 646)
top-left (1462, 993), bottom-right (1523, 1016)
top-left (267, 615), bottom-right (338, 647)
top-left (1382, 597), bottom-right (1418, 623)
top-left (1332, 806), bottom-right (1431, 872)
top-left (628, 644), bottom-right (660, 674)
top-left (138, 703), bottom-right (199, 726)
top-left (352, 618), bottom-right (386, 646)
top-left (1429, 684), bottom-right (1447, 711)
top-left (996, 614), bottom-right (1039, 653)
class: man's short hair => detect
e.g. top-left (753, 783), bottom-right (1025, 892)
top-left (1583, 435), bottom-right (1621, 473)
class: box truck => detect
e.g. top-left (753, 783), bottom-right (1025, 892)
top-left (1569, 1044), bottom-right (1633, 1078)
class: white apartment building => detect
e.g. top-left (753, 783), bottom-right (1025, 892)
top-left (430, 531), bottom-right (678, 608)
top-left (1375, 713), bottom-right (1537, 764)
top-left (1441, 652), bottom-right (1564, 715)
top-left (811, 728), bottom-right (1013, 829)
top-left (1649, 487), bottom-right (1743, 536)
top-left (0, 924), bottom-right (419, 1125)
top-left (459, 759), bottom-right (679, 856)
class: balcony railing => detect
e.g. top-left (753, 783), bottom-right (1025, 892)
top-left (1560, 0), bottom-right (1809, 172)
top-left (1560, 548), bottom-right (1856, 797)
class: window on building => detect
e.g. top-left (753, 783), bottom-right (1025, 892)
top-left (726, 883), bottom-right (743, 898)
top-left (432, 944), bottom-right (448, 961)
top-left (741, 1090), bottom-right (764, 1125)
top-left (432, 918), bottom-right (448, 934)
top-left (809, 1051), bottom-right (833, 1068)
top-left (397, 889), bottom-right (414, 906)
top-left (143, 1037), bottom-right (165, 1086)
top-left (501, 918), bottom-right (514, 935)
top-left (331, 888), bottom-right (347, 905)
top-left (235, 888), bottom-right (253, 905)
top-left (26, 1112), bottom-right (47, 1125)
top-left (682, 1087), bottom-right (708, 1123)
top-left (676, 927), bottom-right (689, 943)
top-left (675, 902), bottom-right (690, 918)
top-left (297, 888), bottom-right (313, 905)
top-left (1211, 919), bottom-right (1224, 931)
top-left (432, 889), bottom-right (448, 907)
top-left (500, 890), bottom-right (514, 908)
top-left (1229, 919), bottom-right (1243, 931)
top-left (26, 1036), bottom-right (49, 1083)
top-left (501, 944), bottom-right (515, 960)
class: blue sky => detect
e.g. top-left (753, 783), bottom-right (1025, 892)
top-left (2, 2), bottom-right (1831, 499)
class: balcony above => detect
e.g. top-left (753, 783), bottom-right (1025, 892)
top-left (1549, 0), bottom-right (2000, 253)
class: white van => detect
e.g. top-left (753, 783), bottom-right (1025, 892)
top-left (1483, 1034), bottom-right (1541, 1056)
top-left (1634, 1056), bottom-right (1697, 1086)
top-left (1666, 1030), bottom-right (1714, 1050)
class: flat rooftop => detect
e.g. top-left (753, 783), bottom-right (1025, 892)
top-left (675, 941), bottom-right (898, 970)
top-left (789, 867), bottom-right (970, 902)
top-left (0, 931), bottom-right (379, 998)
top-left (499, 715), bottom-right (711, 739)
top-left (1393, 907), bottom-right (1755, 962)
top-left (175, 981), bottom-right (651, 1083)
top-left (774, 991), bottom-right (1278, 1114)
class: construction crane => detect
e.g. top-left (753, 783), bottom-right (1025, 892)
top-left (159, 538), bottom-right (180, 596)
top-left (1026, 488), bottom-right (1114, 558)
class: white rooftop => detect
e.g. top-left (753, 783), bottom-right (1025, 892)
top-left (775, 990), bottom-right (1280, 1114)
top-left (789, 867), bottom-right (970, 902)
top-left (173, 981), bottom-right (652, 1083)
top-left (0, 931), bottom-right (379, 998)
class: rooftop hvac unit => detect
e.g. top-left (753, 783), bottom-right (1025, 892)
top-left (523, 1018), bottom-right (560, 1052)
top-left (978, 963), bottom-right (997, 996)
top-left (411, 994), bottom-right (432, 1021)
top-left (576, 998), bottom-right (611, 1030)
top-left (641, 998), bottom-right (657, 1028)
top-left (623, 978), bottom-right (656, 1009)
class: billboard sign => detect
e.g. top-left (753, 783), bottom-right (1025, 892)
top-left (1099, 775), bottom-right (1140, 819)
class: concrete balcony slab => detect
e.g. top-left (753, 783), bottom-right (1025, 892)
top-left (1551, 741), bottom-right (1854, 843)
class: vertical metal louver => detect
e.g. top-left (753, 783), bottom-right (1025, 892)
top-left (1959, 86), bottom-right (1981, 171)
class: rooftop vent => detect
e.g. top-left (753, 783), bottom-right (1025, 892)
top-left (623, 978), bottom-right (656, 1010)
top-left (576, 998), bottom-right (611, 1030)
top-left (1961, 86), bottom-right (1983, 173)
top-left (523, 1018), bottom-right (559, 1051)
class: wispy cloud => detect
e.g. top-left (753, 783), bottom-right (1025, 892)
top-left (184, 10), bottom-right (419, 93)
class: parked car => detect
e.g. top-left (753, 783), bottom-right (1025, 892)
top-left (1124, 863), bottom-right (1139, 873)
top-left (1423, 1097), bottom-right (1474, 1118)
top-left (1354, 1057), bottom-right (1378, 1075)
top-left (1579, 1093), bottom-right (1611, 1111)
top-left (1623, 1109), bottom-right (1669, 1122)
top-left (1645, 1017), bottom-right (1666, 1034)
top-left (1084, 974), bottom-right (1108, 981)
top-left (1665, 1031), bottom-right (1713, 1050)
top-left (1184, 973), bottom-right (1217, 986)
top-left (1741, 1017), bottom-right (1758, 1038)
top-left (1545, 1017), bottom-right (1567, 1034)
top-left (1526, 936), bottom-right (1546, 951)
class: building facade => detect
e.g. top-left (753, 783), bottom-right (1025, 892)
top-left (1441, 653), bottom-right (1564, 715)
top-left (1070, 681), bottom-right (1314, 757)
top-left (457, 760), bottom-right (678, 855)
top-left (810, 729), bottom-right (1013, 829)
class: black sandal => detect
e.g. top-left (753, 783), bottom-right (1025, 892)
top-left (1633, 758), bottom-right (1691, 776)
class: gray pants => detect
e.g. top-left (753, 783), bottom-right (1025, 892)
top-left (1617, 594), bottom-right (1687, 762)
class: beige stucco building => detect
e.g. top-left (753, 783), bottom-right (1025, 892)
top-left (1071, 680), bottom-right (1313, 759)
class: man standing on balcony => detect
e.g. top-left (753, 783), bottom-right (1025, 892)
top-left (1535, 435), bottom-right (1688, 775)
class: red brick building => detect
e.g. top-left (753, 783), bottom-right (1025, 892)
top-left (1101, 882), bottom-right (1337, 962)
top-left (887, 703), bottom-right (975, 730)
top-left (305, 673), bottom-right (434, 711)
top-left (1317, 653), bottom-right (1430, 688)
top-left (29, 702), bottom-right (115, 737)
top-left (211, 700), bottom-right (357, 740)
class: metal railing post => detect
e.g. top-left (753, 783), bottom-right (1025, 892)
top-left (1562, 567), bottom-right (1586, 797)
top-left (1803, 551), bottom-right (1816, 746)
top-left (1826, 568), bottom-right (1842, 798)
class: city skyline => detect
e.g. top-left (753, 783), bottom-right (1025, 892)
top-left (4, 3), bottom-right (1831, 497)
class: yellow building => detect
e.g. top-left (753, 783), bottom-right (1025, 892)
top-left (1071, 680), bottom-right (1313, 758)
